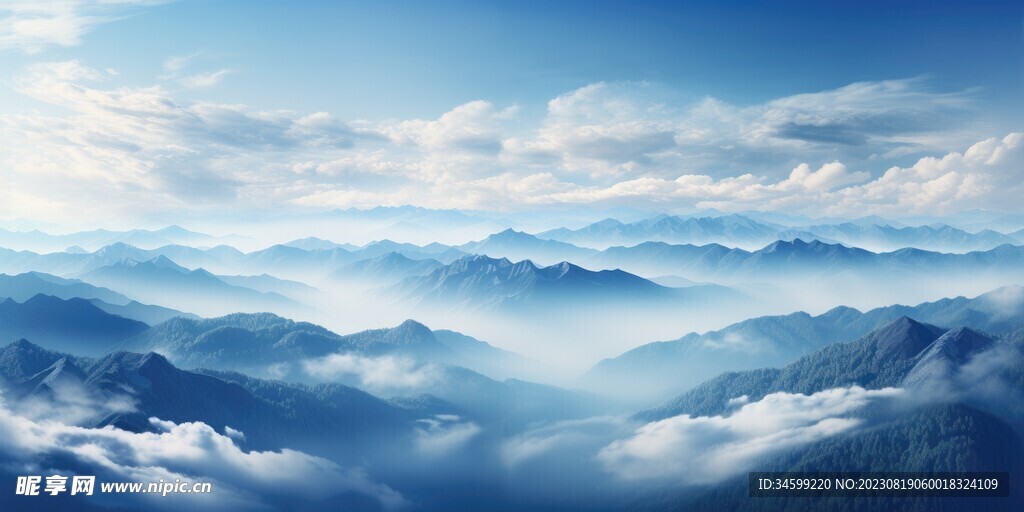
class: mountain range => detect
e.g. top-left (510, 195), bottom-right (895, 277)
top-left (106, 311), bottom-right (607, 427)
top-left (628, 316), bottom-right (1024, 510)
top-left (0, 225), bottom-right (248, 253)
top-left (0, 271), bottom-right (193, 324)
top-left (113, 313), bottom-right (541, 383)
top-left (538, 214), bottom-right (784, 249)
top-left (583, 238), bottom-right (1024, 284)
top-left (538, 214), bottom-right (1022, 252)
top-left (458, 229), bottom-right (599, 266)
top-left (5, 231), bottom-right (1023, 296)
top-left (0, 339), bottom-right (422, 458)
top-left (587, 285), bottom-right (1024, 402)
top-left (330, 252), bottom-right (443, 286)
top-left (636, 317), bottom-right (1018, 421)
top-left (80, 256), bottom-right (305, 317)
top-left (388, 254), bottom-right (736, 312)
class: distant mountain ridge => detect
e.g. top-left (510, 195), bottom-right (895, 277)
top-left (4, 232), bottom-right (1022, 292)
top-left (331, 252), bottom-right (443, 285)
top-left (80, 257), bottom-right (305, 317)
top-left (538, 214), bottom-right (782, 249)
top-left (388, 254), bottom-right (726, 312)
top-left (0, 271), bottom-right (131, 304)
top-left (458, 229), bottom-right (599, 266)
top-left (581, 238), bottom-right (1024, 283)
top-left (587, 285), bottom-right (1024, 402)
top-left (539, 214), bottom-right (1021, 252)
top-left (0, 225), bottom-right (247, 252)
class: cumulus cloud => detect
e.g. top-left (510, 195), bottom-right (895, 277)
top-left (413, 414), bottom-right (481, 456)
top-left (535, 133), bottom-right (1023, 217)
top-left (0, 60), bottom-right (1015, 221)
top-left (499, 78), bottom-right (977, 179)
top-left (505, 82), bottom-right (680, 176)
top-left (597, 386), bottom-right (904, 484)
top-left (0, 59), bottom-right (359, 219)
top-left (374, 100), bottom-right (518, 154)
top-left (0, 1), bottom-right (163, 53)
top-left (224, 425), bottom-right (246, 444)
top-left (302, 353), bottom-right (442, 392)
top-left (0, 393), bottom-right (406, 510)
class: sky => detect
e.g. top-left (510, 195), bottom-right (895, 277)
top-left (0, 0), bottom-right (1022, 224)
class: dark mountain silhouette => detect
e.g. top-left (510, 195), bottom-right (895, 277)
top-left (0, 295), bottom-right (148, 355)
top-left (0, 339), bottom-right (412, 458)
top-left (0, 271), bottom-right (130, 304)
top-left (86, 298), bottom-right (195, 324)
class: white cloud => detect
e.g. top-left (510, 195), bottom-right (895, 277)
top-left (501, 78), bottom-right (977, 179)
top-left (0, 61), bottom-right (1015, 222)
top-left (527, 133), bottom-right (1023, 217)
top-left (374, 100), bottom-right (517, 153)
top-left (163, 52), bottom-right (199, 74)
top-left (413, 415), bottom-right (481, 456)
top-left (0, 60), bottom-right (358, 220)
top-left (224, 425), bottom-right (246, 444)
top-left (302, 353), bottom-right (441, 392)
top-left (180, 68), bottom-right (234, 89)
top-left (9, 378), bottom-right (137, 426)
top-left (0, 1), bottom-right (163, 53)
top-left (500, 416), bottom-right (628, 468)
top-left (597, 386), bottom-right (904, 484)
top-left (507, 82), bottom-right (680, 176)
top-left (0, 393), bottom-right (406, 510)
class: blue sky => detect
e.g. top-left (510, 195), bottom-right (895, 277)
top-left (0, 0), bottom-right (1022, 222)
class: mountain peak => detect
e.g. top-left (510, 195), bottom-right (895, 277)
top-left (461, 254), bottom-right (513, 266)
top-left (148, 255), bottom-right (189, 272)
top-left (929, 327), bottom-right (995, 359)
top-left (0, 339), bottom-right (68, 380)
top-left (592, 218), bottom-right (625, 228)
top-left (153, 225), bottom-right (192, 236)
top-left (480, 228), bottom-right (536, 243)
top-left (137, 351), bottom-right (175, 372)
top-left (378, 251), bottom-right (414, 263)
top-left (395, 319), bottom-right (432, 336)
top-left (96, 242), bottom-right (140, 254)
top-left (9, 338), bottom-right (38, 350)
top-left (871, 316), bottom-right (944, 362)
top-left (903, 327), bottom-right (998, 389)
top-left (24, 293), bottom-right (76, 307)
